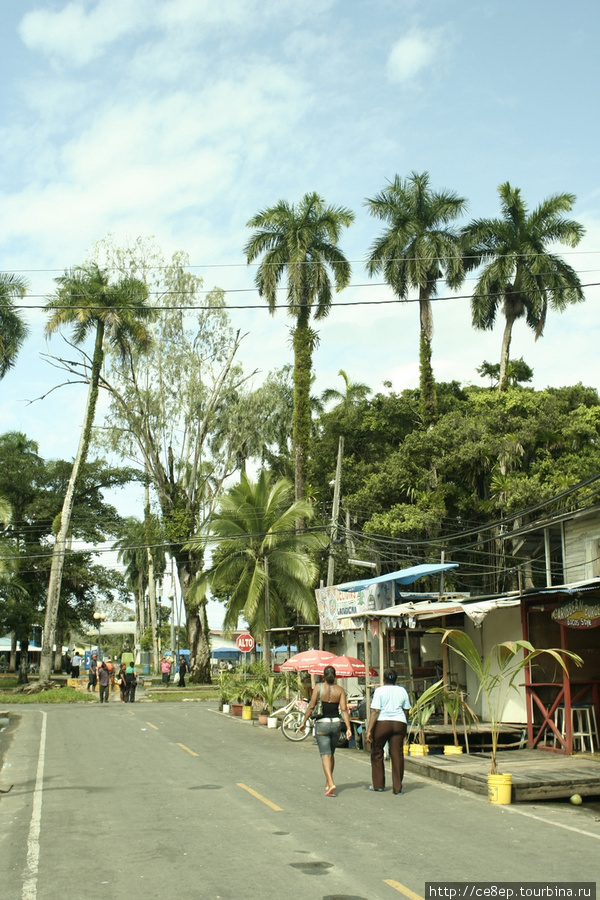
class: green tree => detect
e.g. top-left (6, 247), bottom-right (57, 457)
top-left (462, 183), bottom-right (585, 391)
top-left (365, 172), bottom-right (467, 423)
top-left (39, 264), bottom-right (152, 681)
top-left (0, 273), bottom-right (29, 379)
top-left (199, 471), bottom-right (327, 666)
top-left (91, 237), bottom-right (256, 683)
top-left (244, 192), bottom-right (354, 503)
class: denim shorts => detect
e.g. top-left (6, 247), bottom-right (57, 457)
top-left (315, 719), bottom-right (342, 756)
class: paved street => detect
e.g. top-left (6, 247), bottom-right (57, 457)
top-left (1, 701), bottom-right (599, 900)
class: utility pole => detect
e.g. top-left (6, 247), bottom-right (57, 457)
top-left (326, 436), bottom-right (344, 588)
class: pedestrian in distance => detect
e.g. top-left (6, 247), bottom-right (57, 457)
top-left (366, 667), bottom-right (411, 795)
top-left (298, 665), bottom-right (352, 798)
top-left (87, 653), bottom-right (98, 692)
top-left (117, 663), bottom-right (128, 702)
top-left (98, 661), bottom-right (110, 703)
top-left (104, 657), bottom-right (115, 691)
top-left (177, 655), bottom-right (188, 688)
top-left (125, 661), bottom-right (138, 702)
top-left (71, 650), bottom-right (82, 678)
top-left (160, 655), bottom-right (171, 687)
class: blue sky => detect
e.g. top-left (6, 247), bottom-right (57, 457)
top-left (2, 0), bottom-right (599, 624)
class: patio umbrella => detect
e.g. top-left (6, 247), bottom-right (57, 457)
top-left (308, 654), bottom-right (378, 678)
top-left (279, 649), bottom-right (336, 672)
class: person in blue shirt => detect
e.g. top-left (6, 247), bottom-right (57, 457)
top-left (366, 667), bottom-right (411, 794)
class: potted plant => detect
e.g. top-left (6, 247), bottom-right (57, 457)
top-left (259, 675), bottom-right (285, 726)
top-left (432, 628), bottom-right (582, 803)
top-left (407, 679), bottom-right (444, 755)
top-left (217, 671), bottom-right (236, 714)
top-left (441, 686), bottom-right (478, 755)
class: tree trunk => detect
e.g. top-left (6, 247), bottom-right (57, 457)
top-left (18, 637), bottom-right (29, 685)
top-left (145, 481), bottom-right (160, 674)
top-left (419, 288), bottom-right (436, 423)
top-left (499, 313), bottom-right (515, 392)
top-left (292, 320), bottom-right (314, 506)
top-left (39, 324), bottom-right (104, 682)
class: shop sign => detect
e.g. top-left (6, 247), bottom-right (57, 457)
top-left (551, 598), bottom-right (600, 628)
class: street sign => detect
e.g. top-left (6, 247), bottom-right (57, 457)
top-left (236, 633), bottom-right (255, 653)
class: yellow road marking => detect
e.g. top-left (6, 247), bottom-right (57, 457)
top-left (146, 722), bottom-right (159, 730)
top-left (236, 782), bottom-right (283, 811)
top-left (384, 880), bottom-right (424, 900)
top-left (177, 743), bottom-right (199, 757)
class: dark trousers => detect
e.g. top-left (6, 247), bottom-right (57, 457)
top-left (87, 674), bottom-right (97, 691)
top-left (99, 684), bottom-right (109, 703)
top-left (370, 720), bottom-right (407, 793)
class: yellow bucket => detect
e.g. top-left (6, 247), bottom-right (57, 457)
top-left (408, 744), bottom-right (429, 756)
top-left (488, 773), bottom-right (512, 804)
top-left (443, 744), bottom-right (463, 755)
top-left (242, 705), bottom-right (253, 720)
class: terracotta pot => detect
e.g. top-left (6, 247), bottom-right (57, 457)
top-left (231, 702), bottom-right (243, 717)
top-left (258, 713), bottom-right (269, 725)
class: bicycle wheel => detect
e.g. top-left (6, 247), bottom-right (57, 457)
top-left (281, 710), bottom-right (310, 742)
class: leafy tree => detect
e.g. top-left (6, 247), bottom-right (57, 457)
top-left (197, 471), bottom-right (327, 665)
top-left (462, 183), bottom-right (585, 391)
top-left (39, 264), bottom-right (152, 681)
top-left (477, 358), bottom-right (534, 388)
top-left (245, 192), bottom-right (354, 503)
top-left (91, 237), bottom-right (257, 682)
top-left (0, 273), bottom-right (29, 379)
top-left (365, 172), bottom-right (467, 423)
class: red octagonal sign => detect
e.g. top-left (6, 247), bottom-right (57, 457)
top-left (236, 632), bottom-right (255, 653)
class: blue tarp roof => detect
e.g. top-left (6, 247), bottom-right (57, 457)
top-left (336, 562), bottom-right (458, 592)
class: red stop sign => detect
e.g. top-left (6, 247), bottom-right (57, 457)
top-left (236, 633), bottom-right (255, 653)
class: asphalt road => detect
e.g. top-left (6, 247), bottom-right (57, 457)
top-left (1, 700), bottom-right (599, 900)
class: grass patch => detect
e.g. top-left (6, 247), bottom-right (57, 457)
top-left (0, 686), bottom-right (97, 704)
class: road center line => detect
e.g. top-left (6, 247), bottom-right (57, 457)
top-left (384, 879), bottom-right (425, 900)
top-left (177, 742), bottom-right (199, 757)
top-left (236, 782), bottom-right (283, 811)
top-left (22, 710), bottom-right (47, 900)
top-left (146, 722), bottom-right (159, 730)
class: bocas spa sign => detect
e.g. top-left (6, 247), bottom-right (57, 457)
top-left (551, 597), bottom-right (600, 628)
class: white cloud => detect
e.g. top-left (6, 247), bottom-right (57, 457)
top-left (18, 0), bottom-right (151, 66)
top-left (386, 27), bottom-right (443, 83)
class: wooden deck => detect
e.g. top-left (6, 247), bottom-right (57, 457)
top-left (404, 747), bottom-right (600, 801)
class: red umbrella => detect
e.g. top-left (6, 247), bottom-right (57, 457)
top-left (309, 654), bottom-right (378, 678)
top-left (279, 649), bottom-right (336, 672)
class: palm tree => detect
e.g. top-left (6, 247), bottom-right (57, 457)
top-left (39, 264), bottom-right (152, 680)
top-left (244, 193), bottom-right (354, 503)
top-left (365, 172), bottom-right (467, 423)
top-left (0, 273), bottom-right (29, 379)
top-left (320, 368), bottom-right (372, 409)
top-left (202, 470), bottom-right (327, 667)
top-left (462, 182), bottom-right (585, 391)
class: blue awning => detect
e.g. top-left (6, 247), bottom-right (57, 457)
top-left (336, 562), bottom-right (459, 592)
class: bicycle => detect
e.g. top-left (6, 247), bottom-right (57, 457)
top-left (277, 689), bottom-right (365, 742)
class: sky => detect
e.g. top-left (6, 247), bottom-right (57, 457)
top-left (1, 0), bottom-right (599, 627)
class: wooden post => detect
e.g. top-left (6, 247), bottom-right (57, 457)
top-left (364, 620), bottom-right (371, 724)
top-left (378, 627), bottom-right (384, 686)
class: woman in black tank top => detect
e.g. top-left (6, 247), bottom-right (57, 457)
top-left (299, 665), bottom-right (352, 796)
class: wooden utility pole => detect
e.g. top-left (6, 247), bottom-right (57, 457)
top-left (326, 436), bottom-right (344, 588)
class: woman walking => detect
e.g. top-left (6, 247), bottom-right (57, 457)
top-left (298, 665), bottom-right (352, 797)
top-left (366, 667), bottom-right (411, 794)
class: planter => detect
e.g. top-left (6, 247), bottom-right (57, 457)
top-left (267, 716), bottom-right (278, 729)
top-left (222, 703), bottom-right (230, 715)
top-left (443, 744), bottom-right (463, 755)
top-left (488, 772), bottom-right (512, 805)
top-left (258, 713), bottom-right (269, 725)
top-left (242, 704), bottom-right (253, 720)
top-left (231, 702), bottom-right (243, 717)
top-left (408, 743), bottom-right (429, 756)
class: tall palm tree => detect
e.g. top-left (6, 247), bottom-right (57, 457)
top-left (462, 182), bottom-right (585, 391)
top-left (0, 273), bottom-right (29, 379)
top-left (39, 264), bottom-right (152, 680)
top-left (203, 470), bottom-right (327, 666)
top-left (244, 192), bottom-right (354, 503)
top-left (365, 172), bottom-right (467, 423)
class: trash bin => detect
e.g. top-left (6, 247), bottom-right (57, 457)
top-left (142, 664), bottom-right (150, 675)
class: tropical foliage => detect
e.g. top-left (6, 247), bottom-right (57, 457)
top-left (366, 172), bottom-right (467, 423)
top-left (245, 192), bottom-right (354, 503)
top-left (0, 273), bottom-right (29, 379)
top-left (462, 183), bottom-right (584, 391)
